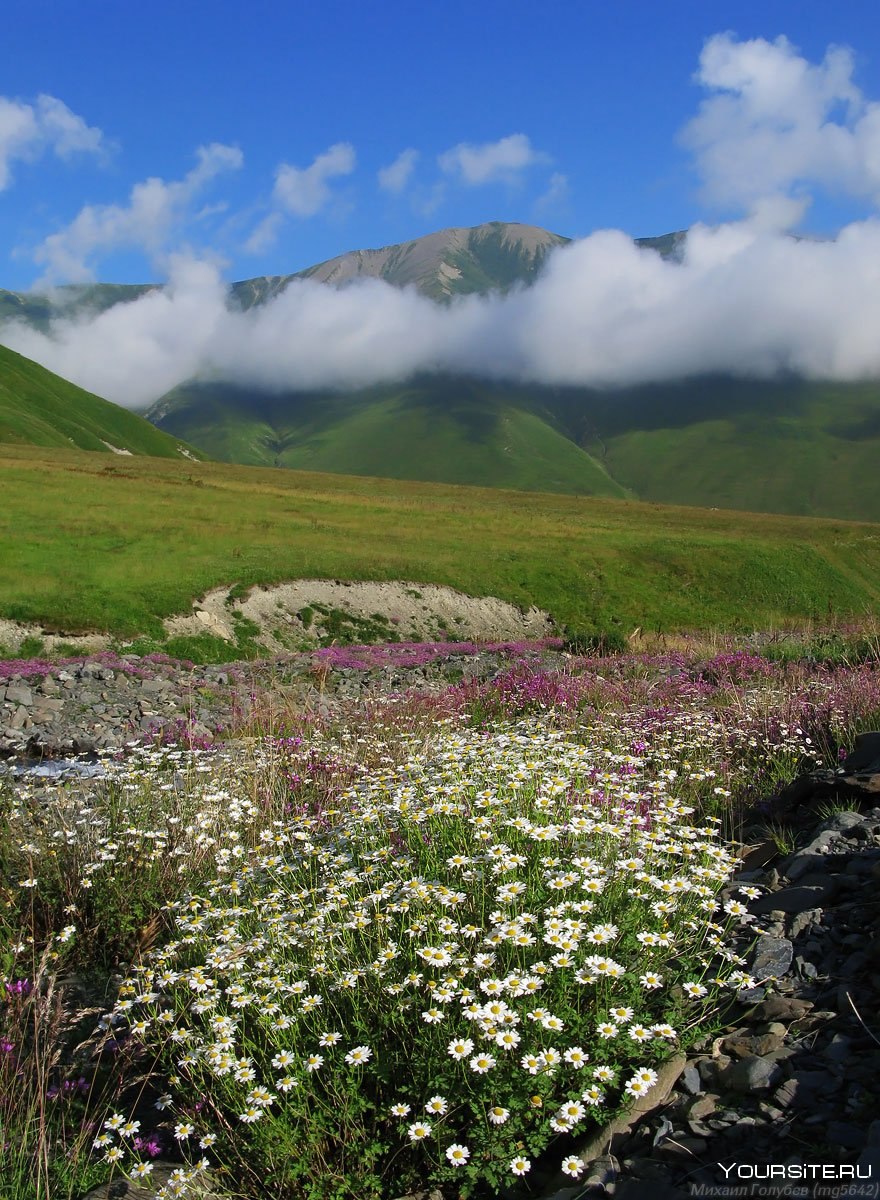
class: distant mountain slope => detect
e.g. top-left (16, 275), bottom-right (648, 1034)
top-left (151, 372), bottom-right (880, 520)
top-left (6, 220), bottom-right (879, 521)
top-left (0, 283), bottom-right (158, 333)
top-left (149, 376), bottom-right (629, 497)
top-left (0, 222), bottom-right (688, 322)
top-left (233, 221), bottom-right (572, 305)
top-left (0, 344), bottom-right (204, 459)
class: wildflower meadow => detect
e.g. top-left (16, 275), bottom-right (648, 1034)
top-left (2, 631), bottom-right (880, 1199)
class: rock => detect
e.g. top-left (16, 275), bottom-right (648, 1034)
top-left (788, 1069), bottom-right (834, 1104)
top-left (751, 884), bottom-right (834, 914)
top-left (687, 1094), bottom-right (719, 1120)
top-left (718, 1056), bottom-right (781, 1092)
top-left (789, 908), bottom-right (823, 937)
top-left (81, 1161), bottom-right (226, 1199)
top-left (840, 732), bottom-right (880, 773)
top-left (581, 1154), bottom-right (617, 1191)
top-left (679, 1064), bottom-right (702, 1095)
top-left (6, 684), bottom-right (33, 706)
top-left (750, 935), bottom-right (794, 980)
top-left (722, 1033), bottom-right (783, 1058)
top-left (819, 810), bottom-right (865, 832)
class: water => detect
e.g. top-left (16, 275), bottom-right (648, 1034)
top-left (0, 756), bottom-right (106, 780)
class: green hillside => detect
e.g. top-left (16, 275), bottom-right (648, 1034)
top-left (4, 221), bottom-right (879, 521)
top-left (2, 444), bottom-right (880, 643)
top-left (0, 344), bottom-right (204, 459)
top-left (150, 373), bottom-right (880, 519)
top-left (150, 377), bottom-right (628, 497)
top-left (562, 376), bottom-right (880, 522)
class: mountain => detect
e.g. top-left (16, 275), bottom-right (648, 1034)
top-left (0, 221), bottom-right (686, 321)
top-left (4, 220), bottom-right (880, 520)
top-left (150, 371), bottom-right (880, 520)
top-left (148, 375), bottom-right (630, 497)
top-left (0, 344), bottom-right (204, 459)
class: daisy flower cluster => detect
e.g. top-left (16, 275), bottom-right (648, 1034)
top-left (100, 718), bottom-right (758, 1196)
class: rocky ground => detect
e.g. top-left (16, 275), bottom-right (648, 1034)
top-left (0, 645), bottom-right (560, 760)
top-left (546, 773), bottom-right (880, 1200)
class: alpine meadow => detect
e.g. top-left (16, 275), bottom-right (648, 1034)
top-left (3, 7), bottom-right (880, 1200)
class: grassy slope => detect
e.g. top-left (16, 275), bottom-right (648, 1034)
top-left (2, 444), bottom-right (879, 640)
top-left (151, 373), bottom-right (880, 520)
top-left (0, 344), bottom-right (203, 458)
top-left (598, 380), bottom-right (880, 521)
top-left (153, 379), bottom-right (628, 497)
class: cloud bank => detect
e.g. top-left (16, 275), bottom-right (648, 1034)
top-left (6, 34), bottom-right (880, 408)
top-left (7, 215), bottom-right (880, 409)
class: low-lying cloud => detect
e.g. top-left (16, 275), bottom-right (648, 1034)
top-left (6, 214), bottom-right (880, 409)
top-left (7, 33), bottom-right (880, 408)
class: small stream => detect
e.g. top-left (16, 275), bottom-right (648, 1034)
top-left (0, 756), bottom-right (106, 780)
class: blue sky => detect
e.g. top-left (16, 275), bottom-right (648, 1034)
top-left (3, 0), bottom-right (880, 291)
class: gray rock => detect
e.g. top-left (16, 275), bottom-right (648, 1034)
top-left (789, 907), bottom-right (823, 937)
top-left (140, 678), bottom-right (170, 694)
top-left (840, 731), bottom-right (880, 772)
top-left (819, 810), bottom-right (866, 832)
top-left (680, 1064), bottom-right (702, 1095)
top-left (581, 1154), bottom-right (618, 1191)
top-left (787, 1069), bottom-right (833, 1104)
top-left (82, 1161), bottom-right (226, 1199)
top-left (6, 684), bottom-right (33, 705)
top-left (751, 885), bottom-right (833, 914)
top-left (750, 935), bottom-right (794, 980)
top-left (718, 1055), bottom-right (781, 1092)
top-left (687, 1094), bottom-right (719, 1120)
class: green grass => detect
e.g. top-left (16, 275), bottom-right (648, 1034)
top-left (152, 377), bottom-right (628, 497)
top-left (0, 344), bottom-right (204, 459)
top-left (595, 378), bottom-right (880, 522)
top-left (151, 372), bottom-right (880, 521)
top-left (2, 444), bottom-right (880, 642)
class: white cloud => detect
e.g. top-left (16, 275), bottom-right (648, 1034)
top-left (13, 37), bottom-right (880, 410)
top-left (682, 32), bottom-right (880, 210)
top-left (438, 133), bottom-right (547, 186)
top-left (378, 148), bottom-right (419, 194)
top-left (272, 142), bottom-right (356, 216)
top-left (32, 142), bottom-right (243, 284)
top-left (535, 171), bottom-right (570, 211)
top-left (243, 212), bottom-right (284, 254)
top-left (13, 215), bottom-right (880, 408)
top-left (0, 93), bottom-right (106, 191)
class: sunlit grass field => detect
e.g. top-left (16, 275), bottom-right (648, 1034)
top-left (3, 445), bottom-right (880, 643)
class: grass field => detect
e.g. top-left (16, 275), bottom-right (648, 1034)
top-left (3, 444), bottom-right (880, 645)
